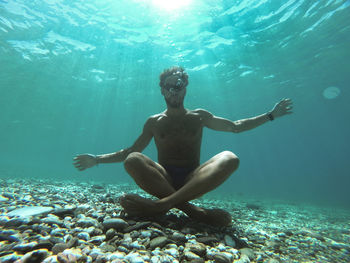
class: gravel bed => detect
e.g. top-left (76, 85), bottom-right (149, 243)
top-left (0, 178), bottom-right (349, 263)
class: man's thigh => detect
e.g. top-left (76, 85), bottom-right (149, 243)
top-left (184, 151), bottom-right (236, 183)
top-left (132, 153), bottom-right (173, 184)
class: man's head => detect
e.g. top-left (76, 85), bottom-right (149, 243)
top-left (159, 66), bottom-right (189, 108)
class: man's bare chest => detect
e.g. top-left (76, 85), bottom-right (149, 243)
top-left (153, 116), bottom-right (203, 141)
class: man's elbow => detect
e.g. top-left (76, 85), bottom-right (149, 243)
top-left (232, 122), bottom-right (242, 133)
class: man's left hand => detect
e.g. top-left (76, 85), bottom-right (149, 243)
top-left (271, 98), bottom-right (293, 118)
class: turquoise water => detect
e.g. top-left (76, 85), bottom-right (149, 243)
top-left (1, 0), bottom-right (349, 206)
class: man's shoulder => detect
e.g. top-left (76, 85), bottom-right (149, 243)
top-left (192, 108), bottom-right (213, 118)
top-left (144, 112), bottom-right (166, 125)
top-left (149, 112), bottom-right (166, 121)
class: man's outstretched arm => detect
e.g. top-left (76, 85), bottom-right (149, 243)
top-left (199, 98), bottom-right (293, 133)
top-left (73, 117), bottom-right (154, 171)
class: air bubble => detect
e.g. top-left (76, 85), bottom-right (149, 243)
top-left (323, 86), bottom-right (340, 99)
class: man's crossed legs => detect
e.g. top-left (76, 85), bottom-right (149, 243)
top-left (119, 151), bottom-right (239, 226)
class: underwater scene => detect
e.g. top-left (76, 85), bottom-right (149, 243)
top-left (1, 0), bottom-right (350, 262)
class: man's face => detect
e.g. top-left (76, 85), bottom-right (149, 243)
top-left (162, 73), bottom-right (186, 107)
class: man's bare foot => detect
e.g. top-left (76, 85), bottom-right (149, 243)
top-left (119, 194), bottom-right (171, 217)
top-left (179, 204), bottom-right (232, 227)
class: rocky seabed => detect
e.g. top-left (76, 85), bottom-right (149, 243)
top-left (0, 178), bottom-right (349, 263)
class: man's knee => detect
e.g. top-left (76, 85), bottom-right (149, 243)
top-left (124, 152), bottom-right (145, 171)
top-left (220, 151), bottom-right (240, 172)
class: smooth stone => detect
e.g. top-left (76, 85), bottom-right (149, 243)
top-left (5, 217), bottom-right (28, 227)
top-left (67, 237), bottom-right (79, 248)
top-left (140, 230), bottom-right (152, 238)
top-left (149, 236), bottom-right (169, 249)
top-left (0, 234), bottom-right (20, 243)
top-left (125, 252), bottom-right (145, 263)
top-left (212, 253), bottom-right (231, 263)
top-left (108, 252), bottom-right (126, 260)
top-left (171, 232), bottom-right (187, 243)
top-left (0, 253), bottom-right (21, 263)
top-left (185, 242), bottom-right (207, 257)
top-left (235, 254), bottom-right (250, 263)
top-left (13, 242), bottom-right (37, 253)
top-left (224, 234), bottom-right (236, 247)
top-left (89, 235), bottom-right (106, 245)
top-left (196, 236), bottom-right (218, 245)
top-left (164, 247), bottom-right (179, 258)
top-left (106, 229), bottom-right (116, 240)
top-left (42, 255), bottom-right (60, 263)
top-left (32, 241), bottom-right (54, 251)
top-left (240, 248), bottom-right (255, 260)
top-left (7, 206), bottom-right (53, 217)
top-left (52, 208), bottom-right (75, 218)
top-left (57, 248), bottom-right (84, 261)
top-left (77, 232), bottom-right (90, 241)
top-left (76, 217), bottom-right (99, 227)
top-left (184, 251), bottom-right (202, 260)
top-left (41, 216), bottom-right (64, 226)
top-left (124, 221), bottom-right (151, 232)
top-left (0, 195), bottom-right (9, 202)
top-left (103, 218), bottom-right (129, 231)
top-left (52, 243), bottom-right (69, 255)
top-left (20, 249), bottom-right (50, 263)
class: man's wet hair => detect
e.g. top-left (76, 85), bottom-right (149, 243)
top-left (159, 66), bottom-right (189, 89)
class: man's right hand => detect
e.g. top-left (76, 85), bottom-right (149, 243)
top-left (73, 154), bottom-right (98, 171)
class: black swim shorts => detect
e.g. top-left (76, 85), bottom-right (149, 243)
top-left (163, 165), bottom-right (196, 190)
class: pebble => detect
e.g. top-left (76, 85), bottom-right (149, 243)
top-left (0, 195), bottom-right (9, 202)
top-left (224, 234), bottom-right (236, 247)
top-left (52, 243), bottom-right (68, 255)
top-left (149, 236), bottom-right (169, 249)
top-left (77, 231), bottom-right (90, 241)
top-left (76, 217), bottom-right (99, 227)
top-left (106, 228), bottom-right (116, 240)
top-left (212, 253), bottom-right (232, 263)
top-left (20, 248), bottom-right (50, 262)
top-left (185, 242), bottom-right (207, 257)
top-left (240, 248), bottom-right (255, 260)
top-left (7, 206), bottom-right (53, 217)
top-left (103, 218), bottom-right (129, 231)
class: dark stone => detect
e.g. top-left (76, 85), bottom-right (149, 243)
top-left (239, 248), bottom-right (255, 260)
top-left (149, 236), bottom-right (169, 249)
top-left (246, 203), bottom-right (261, 210)
top-left (13, 242), bottom-right (37, 253)
top-left (106, 229), bottom-right (116, 240)
top-left (21, 249), bottom-right (49, 263)
top-left (67, 237), bottom-right (78, 248)
top-left (0, 234), bottom-right (20, 243)
top-left (232, 236), bottom-right (249, 249)
top-left (123, 221), bottom-right (151, 232)
top-left (188, 259), bottom-right (205, 263)
top-left (171, 232), bottom-right (187, 243)
top-left (51, 208), bottom-right (75, 218)
top-left (186, 242), bottom-right (207, 257)
top-left (212, 253), bottom-right (231, 263)
top-left (103, 218), bottom-right (129, 231)
top-left (4, 218), bottom-right (23, 227)
top-left (49, 236), bottom-right (63, 244)
top-left (196, 236), bottom-right (218, 246)
top-left (33, 241), bottom-right (53, 251)
top-left (52, 243), bottom-right (68, 255)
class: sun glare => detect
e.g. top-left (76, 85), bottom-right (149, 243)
top-left (151, 0), bottom-right (192, 11)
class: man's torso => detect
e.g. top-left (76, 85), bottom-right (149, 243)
top-left (150, 109), bottom-right (204, 168)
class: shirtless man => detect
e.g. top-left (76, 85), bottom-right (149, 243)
top-left (73, 66), bottom-right (293, 226)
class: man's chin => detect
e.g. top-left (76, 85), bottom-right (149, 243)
top-left (166, 99), bottom-right (183, 108)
